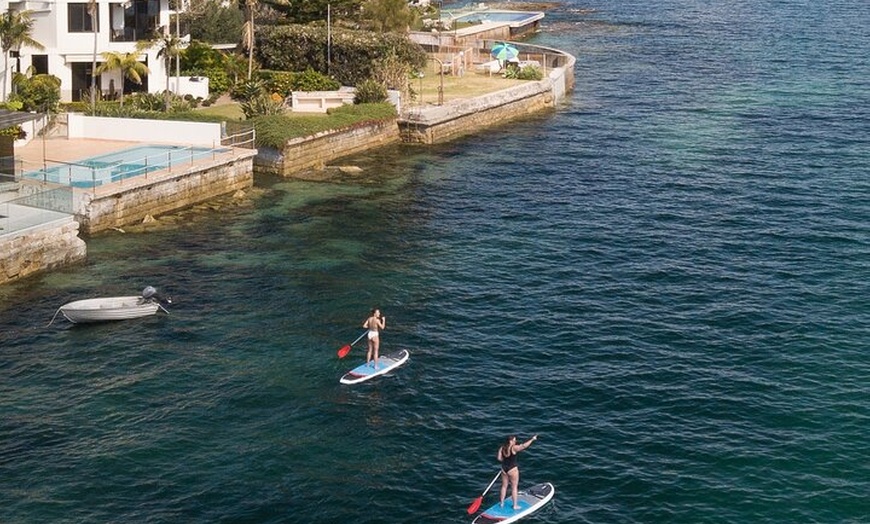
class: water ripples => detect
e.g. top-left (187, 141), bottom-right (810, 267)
top-left (2, 0), bottom-right (870, 522)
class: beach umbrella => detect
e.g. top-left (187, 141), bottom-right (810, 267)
top-left (491, 42), bottom-right (519, 62)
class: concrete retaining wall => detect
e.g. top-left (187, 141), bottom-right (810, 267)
top-left (77, 153), bottom-right (256, 235)
top-left (0, 217), bottom-right (86, 285)
top-left (255, 120), bottom-right (400, 177)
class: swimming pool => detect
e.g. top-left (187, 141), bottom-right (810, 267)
top-left (452, 10), bottom-right (543, 24)
top-left (25, 144), bottom-right (223, 188)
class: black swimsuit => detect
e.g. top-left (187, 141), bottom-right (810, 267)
top-left (501, 447), bottom-right (518, 473)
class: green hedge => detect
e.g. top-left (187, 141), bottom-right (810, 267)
top-left (258, 68), bottom-right (340, 96)
top-left (256, 25), bottom-right (426, 87)
top-left (252, 102), bottom-right (397, 148)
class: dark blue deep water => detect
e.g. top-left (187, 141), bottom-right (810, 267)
top-left (2, 1), bottom-right (868, 522)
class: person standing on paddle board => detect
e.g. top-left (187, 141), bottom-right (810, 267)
top-left (363, 308), bottom-right (386, 368)
top-left (497, 434), bottom-right (537, 510)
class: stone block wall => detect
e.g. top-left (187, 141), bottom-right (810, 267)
top-left (0, 218), bottom-right (86, 285)
top-left (78, 153), bottom-right (256, 235)
top-left (255, 120), bottom-right (400, 177)
top-left (399, 81), bottom-right (555, 144)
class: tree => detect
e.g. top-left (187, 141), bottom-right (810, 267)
top-left (184, 0), bottom-right (243, 44)
top-left (242, 0), bottom-right (257, 80)
top-left (88, 0), bottom-right (98, 111)
top-left (263, 0), bottom-right (362, 24)
top-left (363, 0), bottom-right (414, 33)
top-left (96, 41), bottom-right (152, 107)
top-left (156, 33), bottom-right (183, 110)
top-left (0, 9), bottom-right (44, 102)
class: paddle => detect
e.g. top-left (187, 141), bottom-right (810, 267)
top-left (337, 331), bottom-right (367, 358)
top-left (467, 470), bottom-right (503, 515)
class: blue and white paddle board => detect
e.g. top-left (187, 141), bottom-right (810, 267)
top-left (339, 349), bottom-right (409, 385)
top-left (472, 483), bottom-right (555, 524)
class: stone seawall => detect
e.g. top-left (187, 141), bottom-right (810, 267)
top-left (78, 153), bottom-right (256, 235)
top-left (254, 120), bottom-right (400, 177)
top-left (399, 80), bottom-right (555, 144)
top-left (0, 218), bottom-right (86, 285)
top-left (399, 50), bottom-right (575, 145)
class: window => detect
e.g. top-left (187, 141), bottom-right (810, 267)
top-left (68, 3), bottom-right (99, 33)
top-left (31, 55), bottom-right (48, 75)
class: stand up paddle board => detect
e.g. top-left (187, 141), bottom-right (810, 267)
top-left (339, 349), bottom-right (409, 385)
top-left (472, 483), bottom-right (555, 524)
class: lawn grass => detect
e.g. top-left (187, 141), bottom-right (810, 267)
top-left (252, 103), bottom-right (397, 148)
top-left (410, 61), bottom-right (529, 105)
top-left (194, 102), bottom-right (246, 121)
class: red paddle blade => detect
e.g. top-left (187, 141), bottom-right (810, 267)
top-left (337, 345), bottom-right (351, 358)
top-left (467, 497), bottom-right (482, 515)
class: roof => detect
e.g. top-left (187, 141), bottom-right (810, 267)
top-left (0, 110), bottom-right (44, 129)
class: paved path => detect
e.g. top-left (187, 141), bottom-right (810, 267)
top-left (15, 136), bottom-right (142, 171)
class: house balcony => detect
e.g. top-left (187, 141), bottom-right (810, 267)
top-left (110, 26), bottom-right (155, 42)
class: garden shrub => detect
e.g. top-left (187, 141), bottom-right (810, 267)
top-left (181, 40), bottom-right (227, 72)
top-left (60, 101), bottom-right (89, 113)
top-left (0, 125), bottom-right (26, 139)
top-left (259, 70), bottom-right (297, 96)
top-left (202, 67), bottom-right (231, 94)
top-left (240, 93), bottom-right (285, 119)
top-left (11, 74), bottom-right (61, 112)
top-left (231, 79), bottom-right (266, 102)
top-left (127, 92), bottom-right (165, 112)
top-left (504, 65), bottom-right (543, 81)
top-left (292, 68), bottom-right (340, 91)
top-left (0, 100), bottom-right (24, 111)
top-left (354, 79), bottom-right (387, 104)
top-left (256, 24), bottom-right (426, 87)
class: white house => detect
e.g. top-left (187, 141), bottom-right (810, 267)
top-left (1, 0), bottom-right (185, 102)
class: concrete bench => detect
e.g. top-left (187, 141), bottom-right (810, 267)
top-left (290, 89), bottom-right (356, 113)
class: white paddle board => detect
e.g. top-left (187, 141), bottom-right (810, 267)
top-left (339, 349), bottom-right (409, 385)
top-left (472, 483), bottom-right (555, 524)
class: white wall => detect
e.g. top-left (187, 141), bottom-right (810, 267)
top-left (169, 77), bottom-right (210, 99)
top-left (67, 114), bottom-right (223, 147)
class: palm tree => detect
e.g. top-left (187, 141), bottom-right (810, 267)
top-left (223, 52), bottom-right (247, 85)
top-left (88, 0), bottom-right (98, 111)
top-left (0, 9), bottom-right (45, 102)
top-left (96, 41), bottom-right (152, 107)
top-left (156, 33), bottom-right (182, 111)
top-left (242, 0), bottom-right (257, 80)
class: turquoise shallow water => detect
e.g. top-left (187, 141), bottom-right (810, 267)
top-left (2, 1), bottom-right (869, 522)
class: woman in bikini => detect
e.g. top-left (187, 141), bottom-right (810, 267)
top-left (362, 308), bottom-right (386, 368)
top-left (498, 434), bottom-right (537, 510)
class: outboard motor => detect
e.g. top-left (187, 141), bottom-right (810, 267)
top-left (142, 286), bottom-right (172, 305)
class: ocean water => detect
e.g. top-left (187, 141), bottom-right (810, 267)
top-left (2, 1), bottom-right (868, 522)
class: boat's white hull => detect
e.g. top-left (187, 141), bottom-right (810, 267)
top-left (59, 296), bottom-right (161, 323)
